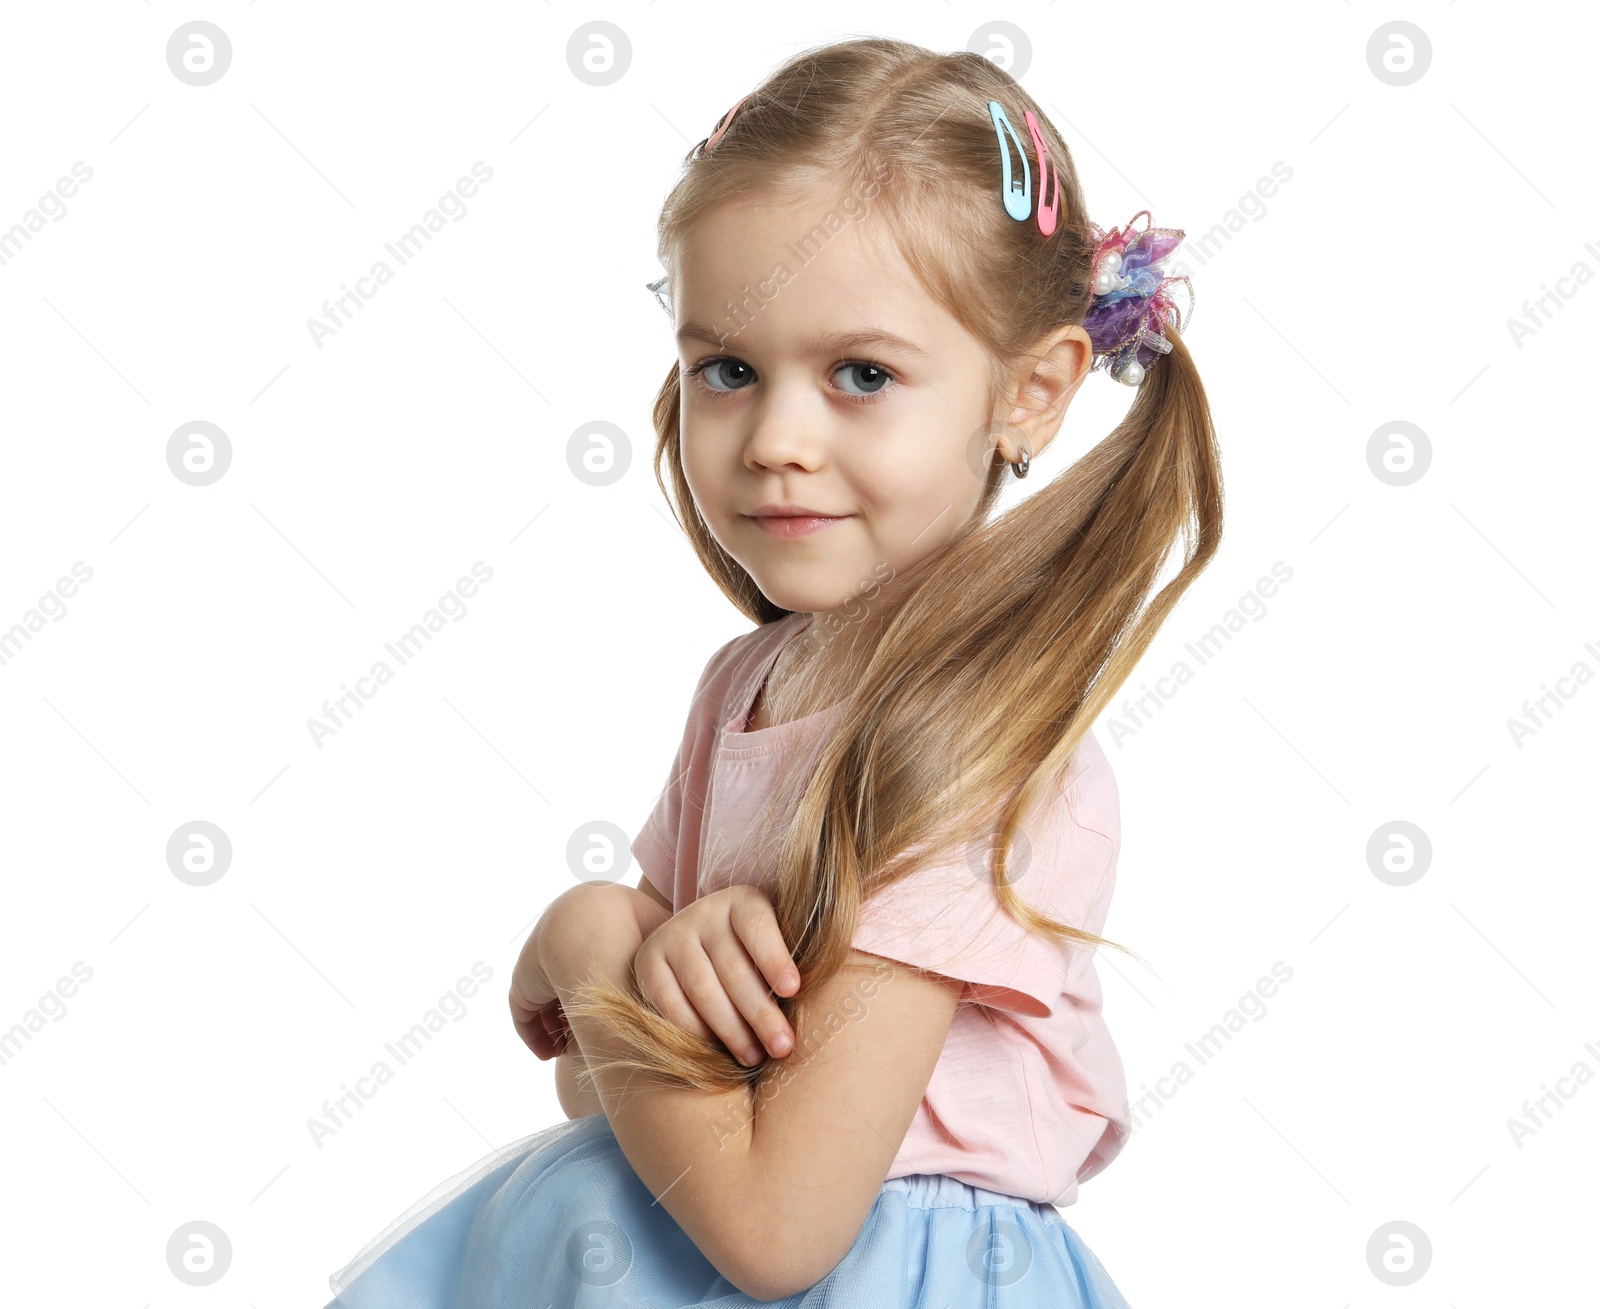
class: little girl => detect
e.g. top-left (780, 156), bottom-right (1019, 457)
top-left (324, 35), bottom-right (1220, 1308)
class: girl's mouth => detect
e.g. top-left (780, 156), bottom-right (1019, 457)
top-left (745, 514), bottom-right (852, 538)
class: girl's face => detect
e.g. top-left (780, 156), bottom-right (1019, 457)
top-left (674, 188), bottom-right (1003, 622)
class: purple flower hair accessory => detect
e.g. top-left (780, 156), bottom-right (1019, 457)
top-left (1083, 210), bottom-right (1195, 387)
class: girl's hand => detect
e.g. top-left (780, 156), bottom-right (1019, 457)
top-left (510, 898), bottom-right (574, 1061)
top-left (512, 882), bottom-right (647, 1061)
top-left (634, 885), bottom-right (802, 1066)
top-left (513, 995), bottom-right (573, 1061)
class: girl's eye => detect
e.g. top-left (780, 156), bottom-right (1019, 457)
top-left (689, 358), bottom-right (755, 393)
top-left (833, 361), bottom-right (893, 397)
top-left (683, 356), bottom-right (898, 403)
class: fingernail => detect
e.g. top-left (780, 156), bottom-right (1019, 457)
top-left (744, 1048), bottom-right (762, 1065)
top-left (771, 1033), bottom-right (791, 1056)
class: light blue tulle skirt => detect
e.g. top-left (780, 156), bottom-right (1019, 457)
top-left (324, 1110), bottom-right (1132, 1308)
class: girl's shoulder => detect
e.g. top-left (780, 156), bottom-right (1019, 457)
top-left (674, 614), bottom-right (806, 732)
top-left (701, 613), bottom-right (802, 679)
top-left (1056, 728), bottom-right (1120, 848)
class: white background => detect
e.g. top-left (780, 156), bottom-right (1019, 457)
top-left (0, 3), bottom-right (1594, 1305)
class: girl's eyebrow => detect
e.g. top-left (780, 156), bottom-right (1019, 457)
top-left (675, 323), bottom-right (930, 360)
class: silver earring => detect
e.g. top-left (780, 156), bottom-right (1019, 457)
top-left (1010, 444), bottom-right (1030, 479)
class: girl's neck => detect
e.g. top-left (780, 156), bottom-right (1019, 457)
top-left (756, 610), bottom-right (881, 730)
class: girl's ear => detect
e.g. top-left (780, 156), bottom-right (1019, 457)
top-left (998, 325), bottom-right (1093, 464)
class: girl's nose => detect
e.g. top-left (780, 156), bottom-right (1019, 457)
top-left (742, 386), bottom-right (827, 473)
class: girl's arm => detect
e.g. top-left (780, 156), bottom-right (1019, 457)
top-left (550, 879), bottom-right (674, 1120)
top-left (554, 1048), bottom-right (604, 1118)
top-left (541, 883), bottom-right (961, 1302)
top-left (630, 873), bottom-right (675, 937)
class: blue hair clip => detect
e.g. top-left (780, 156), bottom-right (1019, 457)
top-left (987, 100), bottom-right (1031, 222)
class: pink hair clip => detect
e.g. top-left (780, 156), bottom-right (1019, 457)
top-left (702, 93), bottom-right (750, 154)
top-left (1023, 110), bottom-right (1060, 237)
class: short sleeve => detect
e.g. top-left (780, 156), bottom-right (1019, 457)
top-left (850, 750), bottom-right (1119, 1019)
top-left (629, 634), bottom-right (743, 911)
top-left (632, 756), bottom-right (685, 906)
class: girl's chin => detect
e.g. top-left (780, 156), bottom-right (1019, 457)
top-left (747, 572), bottom-right (856, 616)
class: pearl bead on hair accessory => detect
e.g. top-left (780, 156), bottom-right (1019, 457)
top-left (1084, 210), bottom-right (1193, 387)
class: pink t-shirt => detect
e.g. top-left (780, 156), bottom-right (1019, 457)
top-left (631, 612), bottom-right (1132, 1206)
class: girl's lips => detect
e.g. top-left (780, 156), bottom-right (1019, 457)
top-left (746, 514), bottom-right (852, 538)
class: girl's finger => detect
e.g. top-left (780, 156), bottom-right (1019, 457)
top-left (727, 893), bottom-right (803, 998)
top-left (672, 944), bottom-right (770, 1066)
top-left (514, 999), bottom-right (572, 1061)
top-left (703, 938), bottom-right (795, 1062)
top-left (537, 1004), bottom-right (569, 1043)
top-left (633, 949), bottom-right (719, 1047)
top-left (513, 1009), bottom-right (558, 1060)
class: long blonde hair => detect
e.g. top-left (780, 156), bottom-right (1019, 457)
top-left (563, 36), bottom-right (1223, 1094)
